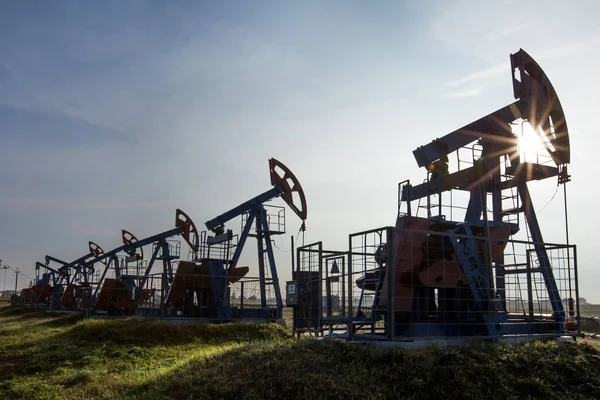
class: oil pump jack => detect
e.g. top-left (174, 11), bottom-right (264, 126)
top-left (31, 262), bottom-right (64, 307)
top-left (384, 48), bottom-right (576, 338)
top-left (291, 49), bottom-right (579, 342)
top-left (83, 208), bottom-right (199, 315)
top-left (165, 158), bottom-right (307, 321)
top-left (30, 249), bottom-right (99, 309)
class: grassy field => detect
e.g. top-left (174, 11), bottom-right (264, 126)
top-left (2, 298), bottom-right (600, 399)
top-left (580, 303), bottom-right (600, 317)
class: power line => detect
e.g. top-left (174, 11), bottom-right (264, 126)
top-left (272, 240), bottom-right (290, 253)
top-left (6, 265), bottom-right (33, 281)
top-left (535, 185), bottom-right (560, 215)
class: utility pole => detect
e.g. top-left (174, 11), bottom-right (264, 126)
top-left (1, 260), bottom-right (9, 292)
top-left (14, 267), bottom-right (19, 294)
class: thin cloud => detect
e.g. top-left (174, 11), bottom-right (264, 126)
top-left (444, 86), bottom-right (485, 99)
top-left (483, 23), bottom-right (528, 42)
top-left (418, 63), bottom-right (506, 99)
top-left (445, 63), bottom-right (507, 88)
top-left (0, 197), bottom-right (170, 211)
top-left (422, 34), bottom-right (600, 100)
top-left (0, 105), bottom-right (134, 146)
top-left (536, 33), bottom-right (600, 61)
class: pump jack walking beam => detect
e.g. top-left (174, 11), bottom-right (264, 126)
top-left (407, 49), bottom-right (569, 202)
top-left (119, 227), bottom-right (177, 291)
top-left (206, 158), bottom-right (307, 232)
top-left (206, 158), bottom-right (307, 268)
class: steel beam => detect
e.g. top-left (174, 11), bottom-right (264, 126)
top-left (205, 186), bottom-right (283, 231)
top-left (261, 209), bottom-right (283, 311)
top-left (413, 101), bottom-right (521, 168)
top-left (518, 182), bottom-right (565, 322)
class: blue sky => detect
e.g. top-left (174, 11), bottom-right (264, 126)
top-left (1, 1), bottom-right (599, 301)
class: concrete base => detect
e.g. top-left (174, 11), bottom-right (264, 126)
top-left (313, 332), bottom-right (574, 349)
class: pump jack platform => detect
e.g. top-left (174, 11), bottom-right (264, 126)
top-left (289, 49), bottom-right (580, 343)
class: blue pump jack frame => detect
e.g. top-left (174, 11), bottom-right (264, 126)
top-left (442, 180), bottom-right (565, 337)
top-left (45, 252), bottom-right (95, 286)
top-left (447, 224), bottom-right (507, 336)
top-left (398, 168), bottom-right (566, 337)
top-left (203, 208), bottom-right (283, 321)
top-left (517, 182), bottom-right (565, 325)
top-left (31, 262), bottom-right (60, 307)
top-left (36, 252), bottom-right (97, 309)
top-left (35, 262), bottom-right (61, 287)
top-left (33, 261), bottom-right (63, 308)
top-left (204, 186), bottom-right (285, 321)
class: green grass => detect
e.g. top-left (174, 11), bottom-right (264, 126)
top-left (2, 301), bottom-right (600, 399)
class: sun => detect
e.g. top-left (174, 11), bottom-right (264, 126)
top-left (514, 121), bottom-right (546, 163)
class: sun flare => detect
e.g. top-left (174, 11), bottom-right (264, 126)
top-left (514, 121), bottom-right (546, 162)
